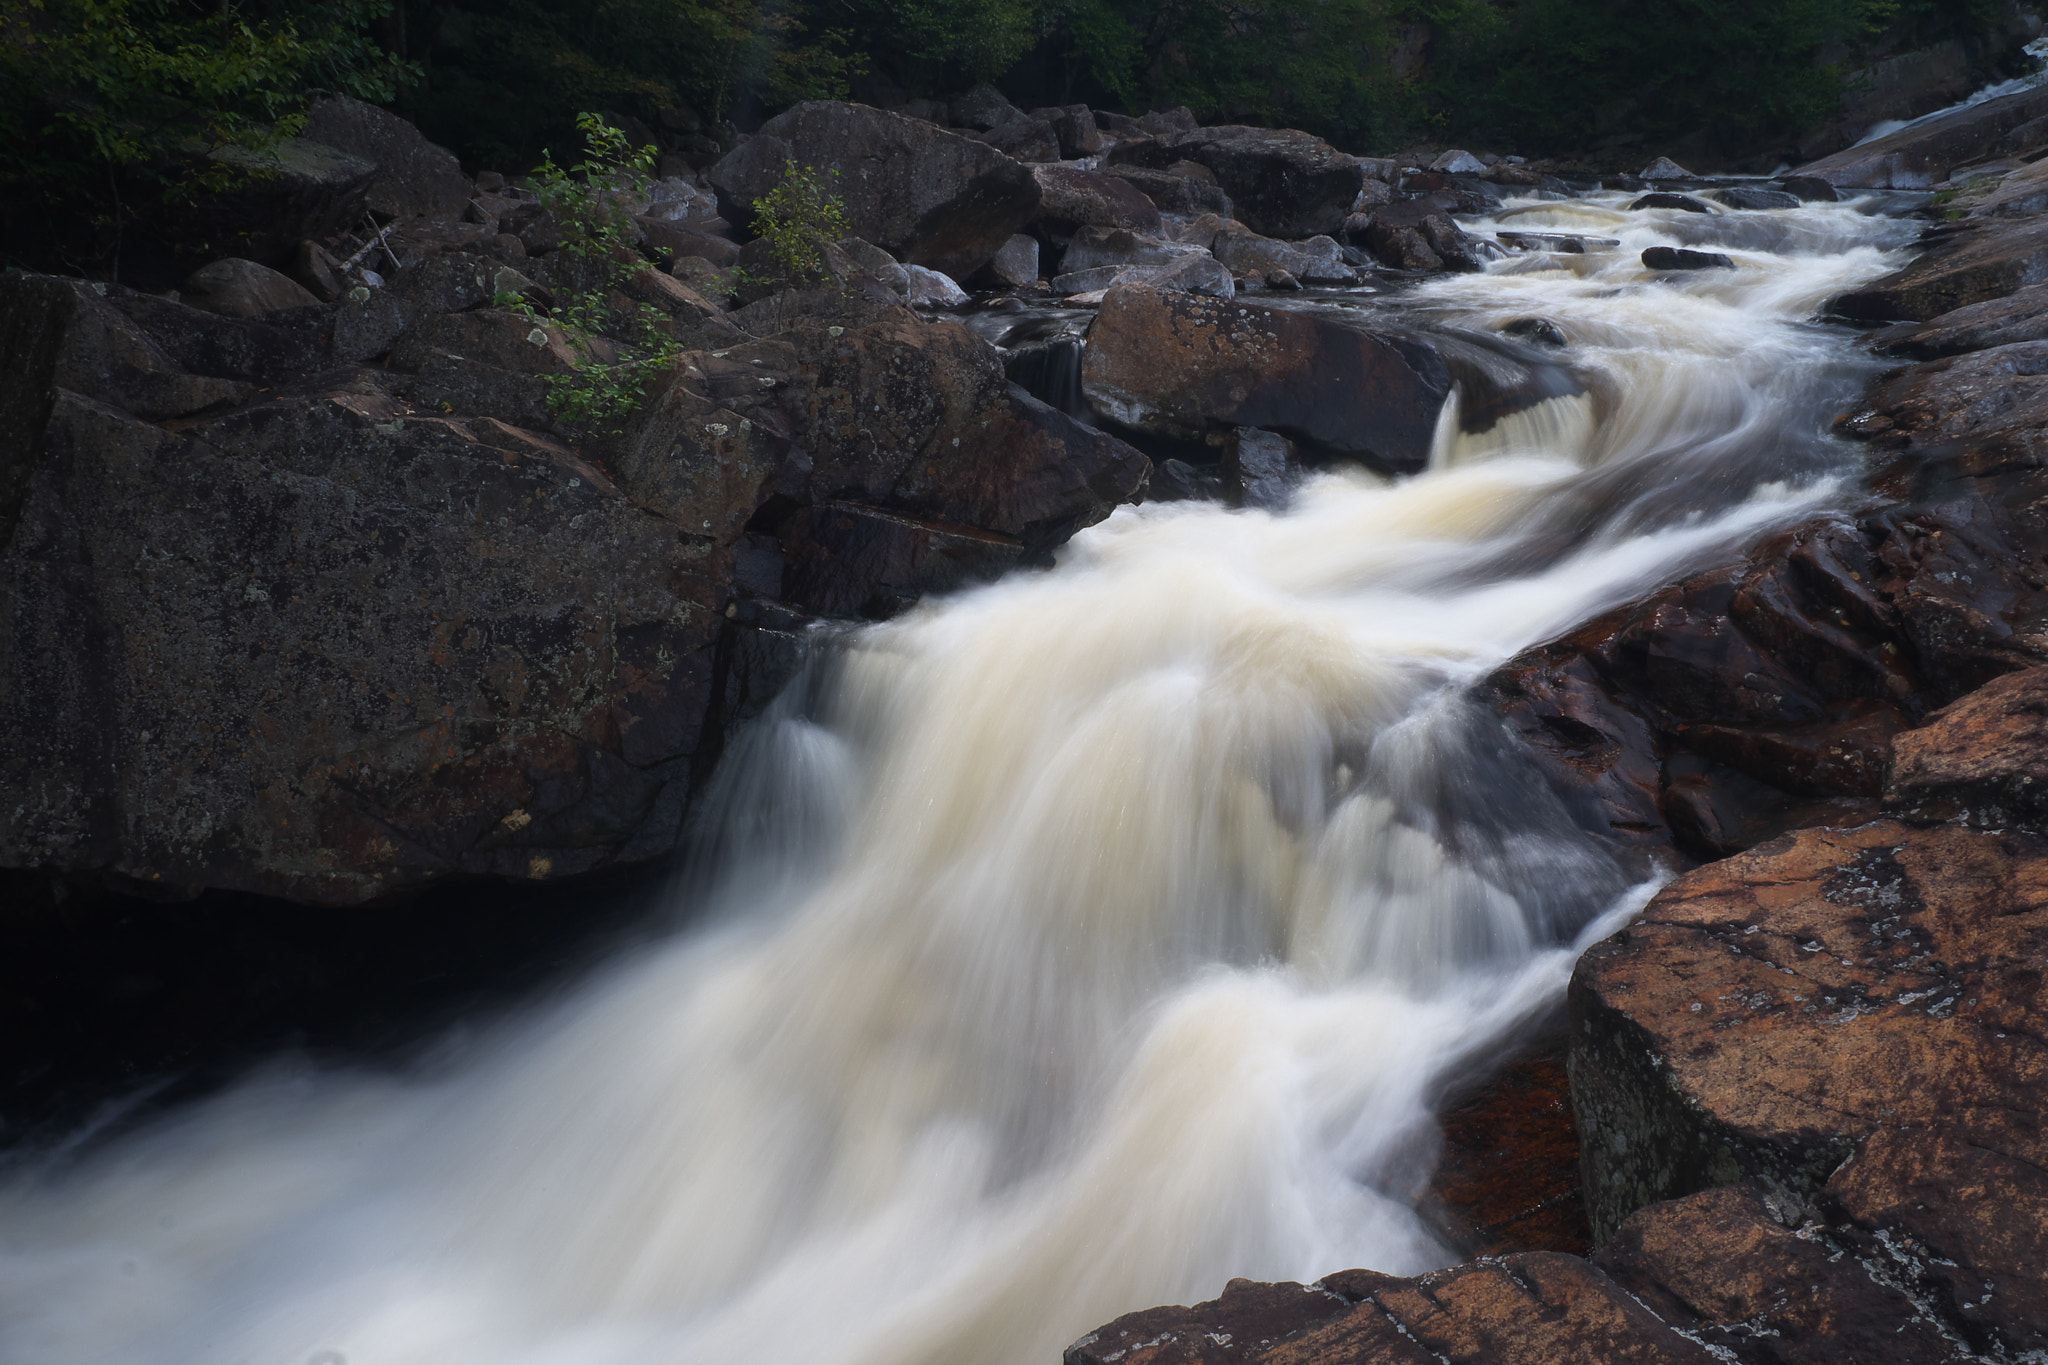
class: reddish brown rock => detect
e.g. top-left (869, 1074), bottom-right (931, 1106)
top-left (1067, 1183), bottom-right (1974, 1365)
top-left (1569, 820), bottom-right (2048, 1354)
top-left (1423, 1051), bottom-right (1592, 1258)
top-left (1886, 661), bottom-right (2048, 827)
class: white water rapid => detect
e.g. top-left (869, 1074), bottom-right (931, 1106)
top-left (0, 194), bottom-right (1918, 1365)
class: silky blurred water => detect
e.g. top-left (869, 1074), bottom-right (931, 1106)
top-left (0, 193), bottom-right (1915, 1365)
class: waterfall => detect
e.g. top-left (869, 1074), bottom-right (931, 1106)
top-left (0, 193), bottom-right (1916, 1365)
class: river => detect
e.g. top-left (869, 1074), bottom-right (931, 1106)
top-left (0, 189), bottom-right (1917, 1365)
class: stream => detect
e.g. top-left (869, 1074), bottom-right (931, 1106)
top-left (0, 189), bottom-right (1919, 1365)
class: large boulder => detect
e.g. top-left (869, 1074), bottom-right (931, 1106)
top-left (303, 94), bottom-right (473, 220)
top-left (170, 137), bottom-right (377, 271)
top-left (710, 101), bottom-right (1041, 280)
top-left (1790, 80), bottom-right (2048, 188)
top-left (1080, 285), bottom-right (1450, 471)
top-left (180, 258), bottom-right (321, 318)
top-left (1569, 817), bottom-right (2048, 1358)
top-left (0, 360), bottom-right (726, 904)
top-left (1030, 165), bottom-right (1163, 239)
top-left (1108, 126), bottom-right (1368, 238)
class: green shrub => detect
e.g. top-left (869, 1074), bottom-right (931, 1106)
top-left (749, 160), bottom-right (850, 285)
top-left (503, 112), bottom-right (684, 433)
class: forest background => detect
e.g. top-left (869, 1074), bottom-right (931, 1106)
top-left (0, 0), bottom-right (2020, 270)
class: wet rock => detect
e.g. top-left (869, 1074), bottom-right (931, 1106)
top-left (1030, 166), bottom-right (1164, 238)
top-left (1792, 81), bottom-right (2048, 188)
top-left (1886, 662), bottom-right (2048, 828)
top-left (1219, 428), bottom-right (1296, 511)
top-left (901, 264), bottom-right (970, 308)
top-left (709, 101), bottom-right (1040, 281)
top-left (1108, 126), bottom-right (1368, 239)
top-left (1711, 186), bottom-right (1801, 211)
top-left (1864, 280), bottom-right (2048, 358)
top-left (1777, 176), bottom-right (1839, 203)
top-left (1502, 316), bottom-right (1569, 347)
top-left (1143, 457), bottom-right (1221, 503)
top-left (1067, 1180), bottom-right (1976, 1365)
top-left (1362, 202), bottom-right (1484, 272)
top-left (303, 94), bottom-right (472, 220)
top-left (779, 502), bottom-right (1024, 618)
top-left (1569, 818), bottom-right (2048, 1357)
top-left (1833, 216), bottom-right (2048, 321)
top-left (1080, 285), bottom-right (1450, 472)
top-left (1642, 246), bottom-right (1734, 271)
top-left (1424, 1051), bottom-right (1591, 1259)
top-left (1496, 231), bottom-right (1620, 255)
top-left (1630, 192), bottom-right (1714, 213)
top-left (1862, 339), bottom-right (2048, 456)
top-left (1639, 156), bottom-right (1694, 180)
top-left (1106, 166), bottom-right (1235, 218)
top-left (1480, 482), bottom-right (2048, 866)
top-left (1591, 1185), bottom-right (1970, 1364)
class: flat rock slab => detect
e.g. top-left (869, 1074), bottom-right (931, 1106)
top-left (1066, 1185), bottom-right (1966, 1365)
top-left (1865, 279), bottom-right (2048, 358)
top-left (1791, 81), bottom-right (2048, 188)
top-left (1570, 818), bottom-right (2048, 1356)
top-left (1833, 215), bottom-right (2048, 321)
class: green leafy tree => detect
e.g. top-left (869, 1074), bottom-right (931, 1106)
top-left (1, 0), bottom-right (415, 271)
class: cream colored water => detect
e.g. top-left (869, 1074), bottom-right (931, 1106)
top-left (0, 196), bottom-right (1913, 1365)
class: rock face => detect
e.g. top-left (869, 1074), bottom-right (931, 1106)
top-left (1067, 1183), bottom-right (1968, 1365)
top-left (708, 101), bottom-right (1040, 281)
top-left (1832, 216), bottom-right (2048, 321)
top-left (1866, 279), bottom-right (2048, 357)
top-left (1107, 127), bottom-right (1367, 238)
top-left (1569, 817), bottom-right (2048, 1358)
top-left (1080, 285), bottom-right (1450, 471)
top-left (0, 262), bottom-right (1147, 905)
top-left (1791, 80), bottom-right (2048, 188)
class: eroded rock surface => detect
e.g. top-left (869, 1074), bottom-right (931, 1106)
top-left (1570, 818), bottom-right (2048, 1357)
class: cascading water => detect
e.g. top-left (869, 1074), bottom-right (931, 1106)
top-left (0, 193), bottom-right (1919, 1365)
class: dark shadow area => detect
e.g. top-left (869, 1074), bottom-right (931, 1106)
top-left (0, 861), bottom-right (677, 1152)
